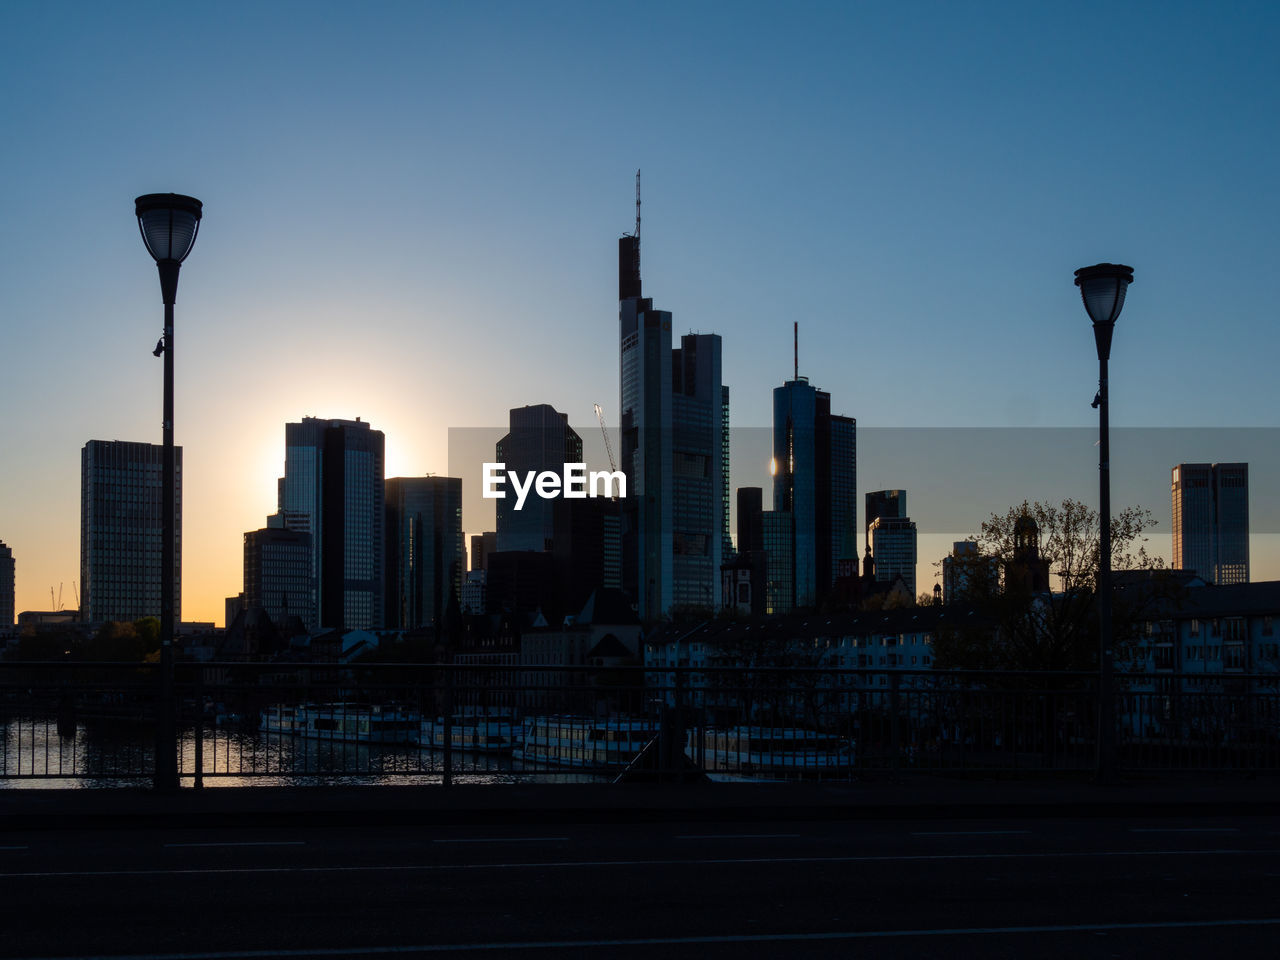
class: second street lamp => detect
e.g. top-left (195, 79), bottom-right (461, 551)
top-left (136, 192), bottom-right (202, 793)
top-left (1073, 261), bottom-right (1134, 785)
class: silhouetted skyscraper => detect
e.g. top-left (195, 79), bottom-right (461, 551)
top-left (736, 487), bottom-right (764, 555)
top-left (772, 378), bottom-right (856, 607)
top-left (244, 526), bottom-right (314, 629)
top-left (865, 490), bottom-right (906, 549)
top-left (869, 515), bottom-right (917, 596)
top-left (1172, 462), bottom-right (1250, 584)
top-left (0, 540), bottom-right (13, 627)
top-left (279, 417), bottom-right (384, 630)
top-left (81, 440), bottom-right (181, 625)
top-left (495, 405), bottom-right (582, 553)
top-left (470, 531), bottom-right (497, 572)
top-left (385, 476), bottom-right (464, 630)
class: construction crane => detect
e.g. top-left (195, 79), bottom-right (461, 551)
top-left (594, 403), bottom-right (618, 474)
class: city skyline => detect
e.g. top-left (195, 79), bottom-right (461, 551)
top-left (2, 3), bottom-right (1279, 622)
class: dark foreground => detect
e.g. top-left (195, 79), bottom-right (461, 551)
top-left (2, 780), bottom-right (1280, 958)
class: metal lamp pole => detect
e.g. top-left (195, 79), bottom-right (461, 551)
top-left (1074, 262), bottom-right (1133, 785)
top-left (136, 193), bottom-right (202, 793)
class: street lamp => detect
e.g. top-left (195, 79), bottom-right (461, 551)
top-left (136, 193), bottom-right (202, 792)
top-left (1074, 261), bottom-right (1133, 785)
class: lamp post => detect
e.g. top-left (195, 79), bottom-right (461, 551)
top-left (1073, 261), bottom-right (1133, 785)
top-left (136, 193), bottom-right (202, 793)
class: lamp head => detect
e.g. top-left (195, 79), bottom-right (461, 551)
top-left (1073, 263), bottom-right (1133, 327)
top-left (135, 193), bottom-right (203, 264)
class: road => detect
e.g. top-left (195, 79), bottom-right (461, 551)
top-left (2, 814), bottom-right (1279, 958)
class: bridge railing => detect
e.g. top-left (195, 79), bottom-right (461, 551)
top-left (2, 661), bottom-right (1278, 786)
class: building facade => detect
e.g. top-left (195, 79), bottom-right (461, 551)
top-left (278, 417), bottom-right (385, 630)
top-left (865, 490), bottom-right (906, 549)
top-left (618, 232), bottom-right (728, 618)
top-left (869, 515), bottom-right (917, 596)
top-left (244, 527), bottom-right (314, 629)
top-left (80, 440), bottom-right (181, 625)
top-left (495, 405), bottom-right (582, 553)
top-left (772, 379), bottom-right (857, 608)
top-left (385, 475), bottom-right (464, 631)
top-left (1172, 462), bottom-right (1250, 585)
top-left (0, 540), bottom-right (13, 627)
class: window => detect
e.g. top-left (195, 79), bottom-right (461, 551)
top-left (1264, 617), bottom-right (1274, 638)
top-left (1189, 619), bottom-right (1200, 637)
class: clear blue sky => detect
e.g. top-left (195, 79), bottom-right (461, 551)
top-left (2, 0), bottom-right (1277, 621)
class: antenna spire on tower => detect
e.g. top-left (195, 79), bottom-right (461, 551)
top-left (634, 169), bottom-right (641, 243)
top-left (794, 321), bottom-right (798, 381)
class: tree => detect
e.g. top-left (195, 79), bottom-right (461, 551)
top-left (933, 498), bottom-right (1172, 672)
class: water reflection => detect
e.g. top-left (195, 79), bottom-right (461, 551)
top-left (1, 717), bottom-right (604, 788)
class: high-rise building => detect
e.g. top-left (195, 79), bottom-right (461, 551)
top-left (865, 490), bottom-right (906, 549)
top-left (772, 378), bottom-right (857, 607)
top-left (618, 227), bottom-right (729, 617)
top-left (495, 405), bottom-right (582, 553)
top-left (869, 515), bottom-right (917, 596)
top-left (1172, 462), bottom-right (1250, 584)
top-left (80, 440), bottom-right (181, 625)
top-left (671, 333), bottom-right (727, 610)
top-left (278, 417), bottom-right (385, 630)
top-left (470, 531), bottom-right (497, 572)
top-left (762, 510), bottom-right (795, 615)
top-left (0, 540), bottom-right (13, 627)
top-left (619, 230), bottom-right (672, 620)
top-left (244, 527), bottom-right (314, 629)
top-left (385, 476), bottom-right (464, 630)
top-left (736, 487), bottom-right (764, 555)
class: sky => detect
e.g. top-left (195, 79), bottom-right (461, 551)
top-left (1, 0), bottom-right (1277, 624)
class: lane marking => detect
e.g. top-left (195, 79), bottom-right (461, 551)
top-left (0, 847), bottom-right (1273, 880)
top-left (432, 837), bottom-right (569, 844)
top-left (164, 842), bottom-right (306, 849)
top-left (911, 830), bottom-right (1031, 837)
top-left (677, 834), bottom-right (801, 840)
top-left (9, 916), bottom-right (1280, 958)
top-left (1130, 828), bottom-right (1240, 834)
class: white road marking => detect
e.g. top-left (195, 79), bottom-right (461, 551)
top-left (164, 841), bottom-right (306, 848)
top-left (432, 837), bottom-right (569, 844)
top-left (9, 917), bottom-right (1280, 958)
top-left (0, 847), bottom-right (1271, 880)
top-left (677, 833), bottom-right (801, 840)
top-left (912, 830), bottom-right (1032, 836)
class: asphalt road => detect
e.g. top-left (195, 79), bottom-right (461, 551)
top-left (2, 815), bottom-right (1279, 958)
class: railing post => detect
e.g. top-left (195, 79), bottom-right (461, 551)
top-left (889, 672), bottom-right (902, 771)
top-left (442, 665), bottom-right (453, 788)
top-left (193, 666), bottom-right (204, 790)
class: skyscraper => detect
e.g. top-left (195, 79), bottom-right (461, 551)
top-left (671, 332), bottom-right (727, 609)
top-left (869, 515), bottom-right (918, 596)
top-left (279, 417), bottom-right (385, 630)
top-left (1172, 462), bottom-right (1250, 584)
top-left (244, 526), bottom-right (314, 629)
top-left (865, 490), bottom-right (906, 549)
top-left (0, 540), bottom-right (13, 627)
top-left (619, 229), bottom-right (673, 619)
top-left (772, 378), bottom-right (857, 608)
top-left (81, 440), bottom-right (181, 625)
top-left (385, 475), bottom-right (464, 630)
top-left (495, 405), bottom-right (582, 553)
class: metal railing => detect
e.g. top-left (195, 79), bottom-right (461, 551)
top-left (2, 662), bottom-right (1278, 786)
